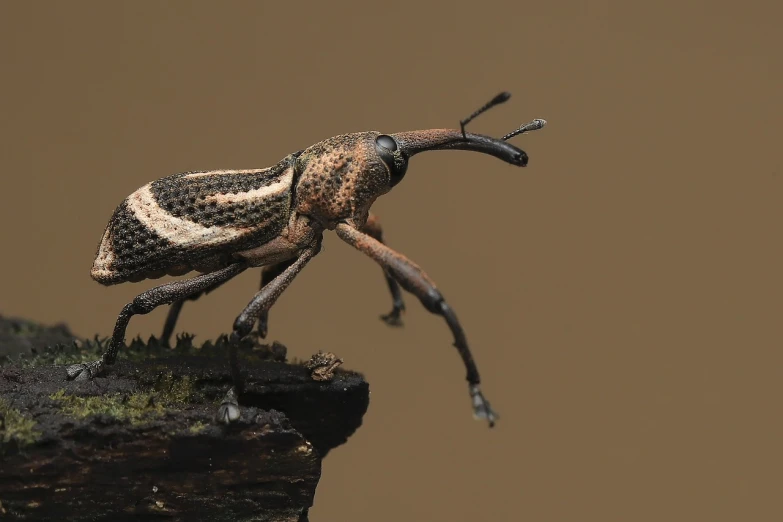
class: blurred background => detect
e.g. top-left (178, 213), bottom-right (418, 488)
top-left (1, 1), bottom-right (780, 520)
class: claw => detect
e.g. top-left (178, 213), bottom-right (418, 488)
top-left (65, 364), bottom-right (86, 380)
top-left (65, 359), bottom-right (103, 381)
top-left (216, 387), bottom-right (241, 424)
top-left (380, 306), bottom-right (405, 327)
top-left (217, 403), bottom-right (240, 424)
top-left (469, 384), bottom-right (499, 428)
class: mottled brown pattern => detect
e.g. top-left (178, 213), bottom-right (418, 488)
top-left (293, 132), bottom-right (390, 230)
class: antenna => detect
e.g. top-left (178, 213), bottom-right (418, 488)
top-left (460, 92), bottom-right (511, 138)
top-left (501, 118), bottom-right (547, 141)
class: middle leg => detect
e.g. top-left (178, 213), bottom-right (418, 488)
top-left (216, 243), bottom-right (321, 423)
top-left (255, 258), bottom-right (296, 339)
top-left (253, 213), bottom-right (405, 335)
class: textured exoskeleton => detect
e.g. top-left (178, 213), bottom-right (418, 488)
top-left (69, 92), bottom-right (546, 427)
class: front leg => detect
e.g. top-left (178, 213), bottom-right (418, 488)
top-left (362, 213), bottom-right (406, 326)
top-left (336, 223), bottom-right (498, 427)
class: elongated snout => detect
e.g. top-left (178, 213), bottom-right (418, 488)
top-left (391, 129), bottom-right (529, 166)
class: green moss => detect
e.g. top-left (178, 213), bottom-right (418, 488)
top-left (0, 398), bottom-right (41, 447)
top-left (188, 421), bottom-right (208, 434)
top-left (153, 373), bottom-right (197, 403)
top-left (50, 389), bottom-right (164, 426)
top-left (50, 372), bottom-right (197, 427)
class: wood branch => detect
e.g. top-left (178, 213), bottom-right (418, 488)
top-left (0, 315), bottom-right (369, 521)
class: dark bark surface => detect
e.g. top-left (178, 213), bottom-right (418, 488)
top-left (0, 315), bottom-right (369, 521)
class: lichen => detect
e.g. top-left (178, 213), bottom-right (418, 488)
top-left (50, 372), bottom-right (197, 427)
top-left (0, 398), bottom-right (42, 447)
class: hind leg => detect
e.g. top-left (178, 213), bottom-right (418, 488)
top-left (160, 277), bottom-right (232, 347)
top-left (66, 263), bottom-right (248, 381)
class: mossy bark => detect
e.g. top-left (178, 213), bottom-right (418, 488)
top-left (0, 315), bottom-right (369, 521)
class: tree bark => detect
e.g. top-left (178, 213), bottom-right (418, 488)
top-left (0, 315), bottom-right (369, 521)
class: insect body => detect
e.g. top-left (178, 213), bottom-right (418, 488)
top-left (68, 92), bottom-right (546, 427)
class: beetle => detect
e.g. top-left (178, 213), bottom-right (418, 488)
top-left (67, 92), bottom-right (546, 426)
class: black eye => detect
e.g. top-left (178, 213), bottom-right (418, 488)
top-left (375, 134), bottom-right (408, 187)
top-left (376, 134), bottom-right (397, 152)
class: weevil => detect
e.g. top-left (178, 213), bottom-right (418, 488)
top-left (68, 92), bottom-right (546, 426)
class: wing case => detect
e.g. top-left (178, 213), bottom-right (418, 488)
top-left (91, 159), bottom-right (295, 285)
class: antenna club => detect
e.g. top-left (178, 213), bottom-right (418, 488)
top-left (460, 91), bottom-right (514, 138)
top-left (500, 117), bottom-right (548, 141)
top-left (493, 91), bottom-right (512, 104)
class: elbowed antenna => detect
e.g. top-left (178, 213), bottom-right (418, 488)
top-left (460, 91), bottom-right (511, 138)
top-left (501, 118), bottom-right (547, 141)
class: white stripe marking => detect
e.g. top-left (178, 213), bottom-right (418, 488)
top-left (204, 168), bottom-right (293, 205)
top-left (183, 168), bottom-right (269, 179)
top-left (127, 184), bottom-right (246, 247)
top-left (125, 167), bottom-right (292, 247)
top-left (91, 227), bottom-right (116, 280)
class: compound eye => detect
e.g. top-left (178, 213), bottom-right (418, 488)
top-left (376, 134), bottom-right (398, 152)
top-left (375, 134), bottom-right (408, 187)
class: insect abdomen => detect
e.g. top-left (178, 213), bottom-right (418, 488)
top-left (91, 161), bottom-right (295, 285)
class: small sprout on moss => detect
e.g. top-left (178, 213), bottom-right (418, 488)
top-left (174, 332), bottom-right (197, 349)
top-left (0, 398), bottom-right (41, 447)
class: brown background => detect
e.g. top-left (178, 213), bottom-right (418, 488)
top-left (1, 1), bottom-right (780, 520)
